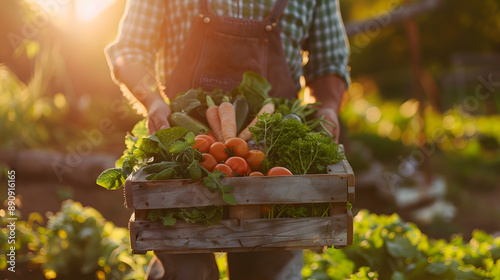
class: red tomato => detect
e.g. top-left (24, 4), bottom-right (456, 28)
top-left (196, 134), bottom-right (215, 147)
top-left (245, 150), bottom-right (265, 171)
top-left (249, 171), bottom-right (264, 177)
top-left (225, 137), bottom-right (249, 157)
top-left (209, 142), bottom-right (228, 162)
top-left (205, 131), bottom-right (217, 142)
top-left (266, 167), bottom-right (293, 176)
top-left (224, 156), bottom-right (248, 176)
top-left (213, 163), bottom-right (234, 177)
top-left (192, 136), bottom-right (210, 153)
top-left (200, 153), bottom-right (217, 171)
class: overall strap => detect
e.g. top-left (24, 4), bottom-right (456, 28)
top-left (266, 0), bottom-right (290, 23)
top-left (198, 0), bottom-right (211, 15)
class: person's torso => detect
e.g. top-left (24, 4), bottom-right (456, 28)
top-left (158, 0), bottom-right (317, 88)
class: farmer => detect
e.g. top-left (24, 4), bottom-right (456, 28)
top-left (106, 0), bottom-right (349, 279)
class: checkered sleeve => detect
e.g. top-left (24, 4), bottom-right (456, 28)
top-left (303, 0), bottom-right (350, 88)
top-left (105, 0), bottom-right (165, 83)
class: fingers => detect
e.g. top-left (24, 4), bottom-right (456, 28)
top-left (316, 107), bottom-right (340, 143)
top-left (146, 101), bottom-right (171, 135)
top-left (147, 114), bottom-right (170, 135)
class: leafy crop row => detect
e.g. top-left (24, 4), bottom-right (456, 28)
top-left (2, 203), bottom-right (499, 279)
top-left (0, 200), bottom-right (152, 280)
top-left (303, 210), bottom-right (500, 280)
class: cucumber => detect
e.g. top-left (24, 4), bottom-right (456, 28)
top-left (168, 112), bottom-right (210, 135)
top-left (233, 97), bottom-right (249, 134)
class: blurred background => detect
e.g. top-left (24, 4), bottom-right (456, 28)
top-left (1, 0), bottom-right (499, 279)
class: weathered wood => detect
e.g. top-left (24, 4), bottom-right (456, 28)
top-left (329, 202), bottom-right (347, 215)
top-left (341, 158), bottom-right (356, 204)
top-left (229, 205), bottom-right (261, 219)
top-left (124, 179), bottom-right (134, 209)
top-left (125, 145), bottom-right (355, 254)
top-left (127, 172), bottom-right (348, 210)
top-left (347, 209), bottom-right (354, 246)
top-left (129, 213), bottom-right (142, 254)
top-left (130, 214), bottom-right (347, 254)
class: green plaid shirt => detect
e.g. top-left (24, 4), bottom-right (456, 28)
top-left (106, 0), bottom-right (350, 90)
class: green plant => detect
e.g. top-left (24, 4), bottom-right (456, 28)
top-left (303, 210), bottom-right (500, 280)
top-left (0, 200), bottom-right (152, 279)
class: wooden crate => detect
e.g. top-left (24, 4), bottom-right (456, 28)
top-left (124, 151), bottom-right (355, 254)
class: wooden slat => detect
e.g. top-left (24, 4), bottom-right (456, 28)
top-left (341, 157), bottom-right (356, 204)
top-left (129, 174), bottom-right (348, 209)
top-left (154, 246), bottom-right (326, 254)
top-left (129, 213), bottom-right (144, 254)
top-left (130, 214), bottom-right (347, 254)
top-left (124, 179), bottom-right (134, 209)
top-left (347, 209), bottom-right (353, 245)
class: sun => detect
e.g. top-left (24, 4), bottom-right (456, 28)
top-left (27, 0), bottom-right (115, 23)
top-left (74, 0), bottom-right (115, 22)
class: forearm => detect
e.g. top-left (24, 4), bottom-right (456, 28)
top-left (113, 56), bottom-right (164, 110)
top-left (308, 74), bottom-right (346, 142)
top-left (113, 56), bottom-right (171, 134)
top-left (308, 74), bottom-right (346, 113)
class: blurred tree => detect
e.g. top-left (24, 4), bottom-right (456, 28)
top-left (340, 0), bottom-right (500, 107)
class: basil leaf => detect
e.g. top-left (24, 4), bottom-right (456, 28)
top-left (170, 89), bottom-right (203, 114)
top-left (169, 141), bottom-right (191, 153)
top-left (160, 211), bottom-right (177, 226)
top-left (134, 138), bottom-right (161, 158)
top-left (188, 160), bottom-right (202, 181)
top-left (203, 176), bottom-right (218, 193)
top-left (184, 131), bottom-right (196, 146)
top-left (222, 193), bottom-right (237, 205)
top-left (155, 127), bottom-right (189, 149)
top-left (149, 167), bottom-right (176, 180)
top-left (205, 207), bottom-right (223, 226)
top-left (131, 119), bottom-right (148, 138)
top-left (96, 168), bottom-right (125, 190)
top-left (147, 209), bottom-right (164, 222)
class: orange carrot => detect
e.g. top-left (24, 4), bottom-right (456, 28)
top-left (218, 97), bottom-right (237, 141)
top-left (238, 101), bottom-right (275, 141)
top-left (205, 96), bottom-right (224, 142)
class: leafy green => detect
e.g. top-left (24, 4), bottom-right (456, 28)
top-left (274, 97), bottom-right (336, 137)
top-left (96, 168), bottom-right (125, 190)
top-left (97, 121), bottom-right (236, 226)
top-left (203, 170), bottom-right (236, 205)
top-left (236, 71), bottom-right (271, 115)
top-left (264, 203), bottom-right (332, 219)
top-left (170, 89), bottom-right (203, 114)
top-left (274, 98), bottom-right (318, 123)
top-left (131, 119), bottom-right (149, 138)
top-left (249, 112), bottom-right (343, 174)
top-left (153, 126), bottom-right (189, 151)
top-left (146, 206), bottom-right (224, 227)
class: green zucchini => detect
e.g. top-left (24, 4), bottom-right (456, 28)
top-left (233, 97), bottom-right (249, 134)
top-left (168, 112), bottom-right (210, 135)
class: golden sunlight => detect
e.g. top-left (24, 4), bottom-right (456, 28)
top-left (74, 0), bottom-right (115, 22)
top-left (28, 0), bottom-right (115, 22)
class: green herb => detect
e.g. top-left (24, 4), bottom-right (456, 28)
top-left (249, 113), bottom-right (343, 174)
top-left (274, 97), bottom-right (336, 136)
top-left (264, 203), bottom-right (332, 219)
